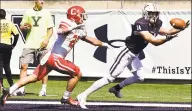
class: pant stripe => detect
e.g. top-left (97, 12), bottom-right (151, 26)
top-left (110, 49), bottom-right (129, 75)
top-left (54, 59), bottom-right (75, 72)
top-left (109, 47), bottom-right (127, 71)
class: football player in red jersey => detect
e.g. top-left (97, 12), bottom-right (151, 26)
top-left (0, 6), bottom-right (111, 107)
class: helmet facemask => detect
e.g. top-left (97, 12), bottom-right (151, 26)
top-left (78, 12), bottom-right (88, 24)
top-left (142, 3), bottom-right (160, 24)
top-left (147, 11), bottom-right (159, 24)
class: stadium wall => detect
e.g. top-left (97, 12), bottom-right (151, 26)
top-left (1, 0), bottom-right (191, 10)
top-left (5, 9), bottom-right (192, 80)
top-left (1, 0), bottom-right (191, 81)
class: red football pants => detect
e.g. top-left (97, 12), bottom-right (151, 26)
top-left (33, 54), bottom-right (80, 80)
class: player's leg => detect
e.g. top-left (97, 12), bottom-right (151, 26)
top-left (61, 71), bottom-right (82, 106)
top-left (0, 64), bottom-right (51, 106)
top-left (0, 74), bottom-right (38, 107)
top-left (46, 54), bottom-right (81, 106)
top-left (109, 57), bottom-right (144, 98)
top-left (39, 75), bottom-right (48, 96)
top-left (18, 49), bottom-right (35, 95)
top-left (66, 72), bottom-right (82, 92)
top-left (77, 47), bottom-right (134, 109)
top-left (38, 49), bottom-right (49, 96)
top-left (3, 49), bottom-right (13, 87)
top-left (77, 75), bottom-right (115, 109)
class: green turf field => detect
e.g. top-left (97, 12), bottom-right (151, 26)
top-left (1, 79), bottom-right (191, 102)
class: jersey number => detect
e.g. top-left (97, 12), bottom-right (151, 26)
top-left (69, 35), bottom-right (79, 48)
top-left (136, 25), bottom-right (141, 30)
top-left (0, 23), bottom-right (9, 33)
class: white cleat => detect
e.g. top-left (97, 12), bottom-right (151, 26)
top-left (77, 94), bottom-right (88, 109)
top-left (39, 90), bottom-right (46, 96)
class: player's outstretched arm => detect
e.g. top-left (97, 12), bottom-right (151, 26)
top-left (82, 36), bottom-right (112, 48)
top-left (138, 31), bottom-right (177, 46)
top-left (159, 20), bottom-right (190, 35)
top-left (57, 21), bottom-right (84, 34)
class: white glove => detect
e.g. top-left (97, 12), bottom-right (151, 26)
top-left (102, 42), bottom-right (113, 49)
top-left (75, 29), bottom-right (87, 38)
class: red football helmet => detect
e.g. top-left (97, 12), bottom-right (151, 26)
top-left (67, 6), bottom-right (87, 24)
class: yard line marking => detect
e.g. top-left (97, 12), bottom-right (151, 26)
top-left (6, 101), bottom-right (191, 108)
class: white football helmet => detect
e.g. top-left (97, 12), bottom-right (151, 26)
top-left (142, 3), bottom-right (160, 24)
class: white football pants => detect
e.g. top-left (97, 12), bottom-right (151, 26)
top-left (108, 46), bottom-right (142, 79)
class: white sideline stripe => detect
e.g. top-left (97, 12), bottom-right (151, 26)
top-left (135, 96), bottom-right (150, 98)
top-left (6, 101), bottom-right (191, 108)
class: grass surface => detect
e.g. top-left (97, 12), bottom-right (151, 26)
top-left (1, 79), bottom-right (191, 102)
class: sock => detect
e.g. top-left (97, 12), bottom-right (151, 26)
top-left (114, 84), bottom-right (122, 91)
top-left (42, 84), bottom-right (47, 92)
top-left (82, 77), bottom-right (110, 97)
top-left (119, 76), bottom-right (139, 88)
top-left (19, 86), bottom-right (25, 93)
top-left (9, 84), bottom-right (19, 94)
top-left (63, 90), bottom-right (71, 99)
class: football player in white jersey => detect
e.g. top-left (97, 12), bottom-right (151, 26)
top-left (76, 3), bottom-right (190, 109)
top-left (0, 6), bottom-right (111, 107)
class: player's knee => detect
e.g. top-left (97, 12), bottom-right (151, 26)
top-left (76, 72), bottom-right (82, 79)
top-left (73, 67), bottom-right (82, 79)
top-left (133, 69), bottom-right (144, 82)
top-left (106, 75), bottom-right (116, 83)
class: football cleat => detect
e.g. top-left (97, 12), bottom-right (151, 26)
top-left (61, 97), bottom-right (79, 106)
top-left (77, 94), bottom-right (88, 109)
top-left (0, 89), bottom-right (10, 107)
top-left (109, 87), bottom-right (122, 98)
top-left (16, 90), bottom-right (25, 96)
top-left (39, 90), bottom-right (46, 96)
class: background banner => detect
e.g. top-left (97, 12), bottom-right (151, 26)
top-left (5, 9), bottom-right (191, 80)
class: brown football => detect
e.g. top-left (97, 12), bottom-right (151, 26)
top-left (170, 18), bottom-right (186, 29)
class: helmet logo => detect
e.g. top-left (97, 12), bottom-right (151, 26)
top-left (71, 8), bottom-right (77, 15)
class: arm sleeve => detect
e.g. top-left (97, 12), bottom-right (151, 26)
top-left (59, 20), bottom-right (76, 32)
top-left (11, 22), bottom-right (19, 35)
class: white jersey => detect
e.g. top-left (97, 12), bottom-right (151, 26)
top-left (51, 18), bottom-right (87, 57)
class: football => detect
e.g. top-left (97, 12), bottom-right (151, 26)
top-left (170, 18), bottom-right (186, 29)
